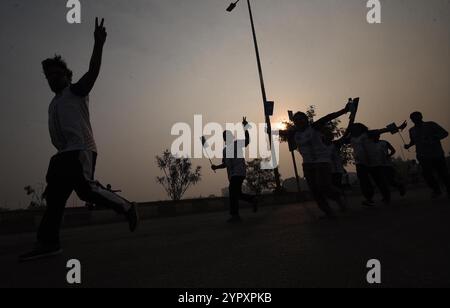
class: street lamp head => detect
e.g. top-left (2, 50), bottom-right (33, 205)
top-left (226, 3), bottom-right (237, 12)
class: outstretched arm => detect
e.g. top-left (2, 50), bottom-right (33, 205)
top-left (369, 127), bottom-right (391, 136)
top-left (312, 103), bottom-right (351, 129)
top-left (370, 121), bottom-right (407, 138)
top-left (71, 18), bottom-right (107, 97)
top-left (243, 117), bottom-right (250, 147)
top-left (212, 158), bottom-right (227, 171)
top-left (387, 142), bottom-right (396, 157)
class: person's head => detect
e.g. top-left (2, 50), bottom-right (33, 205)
top-left (410, 112), bottom-right (423, 125)
top-left (293, 112), bottom-right (310, 130)
top-left (223, 130), bottom-right (234, 145)
top-left (350, 123), bottom-right (369, 138)
top-left (369, 133), bottom-right (380, 142)
top-left (42, 55), bottom-right (72, 93)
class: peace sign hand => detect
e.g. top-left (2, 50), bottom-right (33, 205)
top-left (94, 17), bottom-right (107, 46)
top-left (242, 117), bottom-right (249, 128)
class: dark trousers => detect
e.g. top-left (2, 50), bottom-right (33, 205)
top-left (332, 173), bottom-right (344, 191)
top-left (229, 176), bottom-right (254, 217)
top-left (356, 165), bottom-right (391, 202)
top-left (418, 157), bottom-right (450, 194)
top-left (37, 151), bottom-right (131, 245)
top-left (384, 166), bottom-right (405, 192)
top-left (303, 163), bottom-right (343, 216)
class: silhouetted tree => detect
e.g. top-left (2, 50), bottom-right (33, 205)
top-left (244, 159), bottom-right (279, 195)
top-left (281, 105), bottom-right (354, 166)
top-left (24, 184), bottom-right (46, 210)
top-left (156, 150), bottom-right (202, 201)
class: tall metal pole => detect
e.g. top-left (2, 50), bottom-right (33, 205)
top-left (246, 0), bottom-right (282, 191)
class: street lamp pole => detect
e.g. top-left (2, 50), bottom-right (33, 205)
top-left (227, 0), bottom-right (282, 191)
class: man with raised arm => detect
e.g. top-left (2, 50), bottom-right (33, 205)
top-left (20, 18), bottom-right (138, 262)
top-left (289, 102), bottom-right (354, 219)
top-left (212, 117), bottom-right (257, 223)
top-left (405, 112), bottom-right (449, 199)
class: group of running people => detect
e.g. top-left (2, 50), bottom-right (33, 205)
top-left (19, 17), bottom-right (449, 262)
top-left (210, 98), bottom-right (449, 222)
top-left (287, 100), bottom-right (449, 219)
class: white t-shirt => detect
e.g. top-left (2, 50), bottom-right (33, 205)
top-left (328, 143), bottom-right (345, 174)
top-left (351, 134), bottom-right (382, 167)
top-left (376, 140), bottom-right (393, 167)
top-left (295, 127), bottom-right (331, 164)
top-left (223, 140), bottom-right (247, 179)
top-left (48, 86), bottom-right (97, 153)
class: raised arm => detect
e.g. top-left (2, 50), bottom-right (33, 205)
top-left (386, 142), bottom-right (396, 157)
top-left (370, 121), bottom-right (407, 138)
top-left (212, 161), bottom-right (227, 171)
top-left (243, 117), bottom-right (250, 147)
top-left (336, 103), bottom-right (359, 146)
top-left (369, 127), bottom-right (391, 136)
top-left (312, 103), bottom-right (350, 129)
top-left (71, 18), bottom-right (107, 97)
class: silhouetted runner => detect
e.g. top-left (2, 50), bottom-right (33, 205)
top-left (349, 123), bottom-right (391, 206)
top-left (373, 135), bottom-right (406, 196)
top-left (20, 18), bottom-right (138, 263)
top-left (347, 122), bottom-right (403, 206)
top-left (290, 102), bottom-right (353, 219)
top-left (405, 112), bottom-right (450, 199)
top-left (211, 117), bottom-right (257, 223)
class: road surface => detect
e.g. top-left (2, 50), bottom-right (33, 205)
top-left (0, 189), bottom-right (449, 288)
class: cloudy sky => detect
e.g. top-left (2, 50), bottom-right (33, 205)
top-left (0, 0), bottom-right (449, 209)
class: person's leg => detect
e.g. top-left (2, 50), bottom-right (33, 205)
top-left (304, 164), bottom-right (335, 218)
top-left (37, 154), bottom-right (74, 246)
top-left (73, 151), bottom-right (138, 232)
top-left (319, 165), bottom-right (346, 212)
top-left (236, 177), bottom-right (254, 203)
top-left (37, 184), bottom-right (73, 247)
top-left (370, 167), bottom-right (391, 203)
top-left (73, 152), bottom-right (132, 214)
top-left (385, 166), bottom-right (406, 196)
top-left (356, 164), bottom-right (375, 203)
top-left (228, 177), bottom-right (241, 218)
top-left (20, 153), bottom-right (76, 262)
top-left (236, 176), bottom-right (258, 212)
top-left (419, 159), bottom-right (442, 195)
top-left (433, 158), bottom-right (450, 195)
top-left (332, 173), bottom-right (343, 191)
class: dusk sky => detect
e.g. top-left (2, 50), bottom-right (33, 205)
top-left (1, 0), bottom-right (449, 209)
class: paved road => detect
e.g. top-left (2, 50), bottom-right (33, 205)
top-left (0, 189), bottom-right (449, 288)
